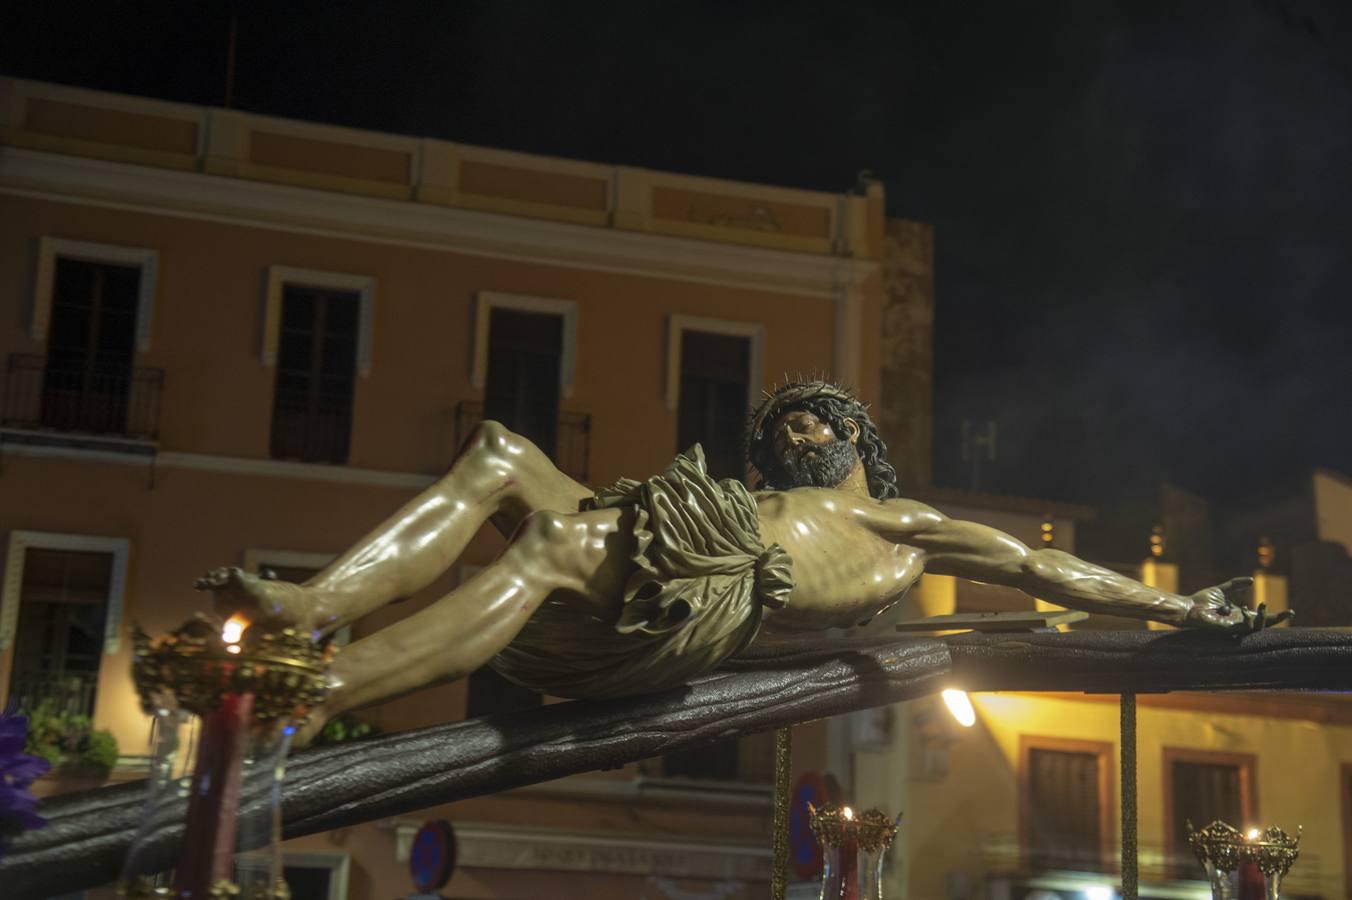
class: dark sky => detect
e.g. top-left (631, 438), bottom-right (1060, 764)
top-left (5, 1), bottom-right (1350, 526)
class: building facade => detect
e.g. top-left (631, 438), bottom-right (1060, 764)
top-left (17, 73), bottom-right (1342, 900)
top-left (0, 76), bottom-right (907, 899)
top-left (842, 500), bottom-right (1351, 900)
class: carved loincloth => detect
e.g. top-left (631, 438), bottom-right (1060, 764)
top-left (489, 445), bottom-right (794, 699)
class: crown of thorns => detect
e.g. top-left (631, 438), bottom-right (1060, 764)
top-left (747, 379), bottom-right (867, 446)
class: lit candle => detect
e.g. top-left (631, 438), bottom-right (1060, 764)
top-left (1238, 828), bottom-right (1265, 900)
top-left (838, 806), bottom-right (859, 900)
top-left (173, 617), bottom-right (254, 897)
top-left (174, 691), bottom-right (254, 895)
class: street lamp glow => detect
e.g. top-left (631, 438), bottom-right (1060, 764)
top-left (1085, 886), bottom-right (1114, 900)
top-left (942, 689), bottom-right (976, 727)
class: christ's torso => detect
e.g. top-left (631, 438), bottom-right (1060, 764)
top-left (754, 487), bottom-right (924, 632)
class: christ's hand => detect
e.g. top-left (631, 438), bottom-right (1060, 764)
top-left (1183, 577), bottom-right (1293, 633)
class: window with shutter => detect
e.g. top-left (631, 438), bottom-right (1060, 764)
top-left (8, 548), bottom-right (113, 718)
top-left (482, 307), bottom-right (563, 460)
top-left (270, 285), bottom-right (359, 464)
top-left (1021, 737), bottom-right (1113, 874)
top-left (1163, 749), bottom-right (1256, 880)
top-left (676, 329), bottom-right (752, 481)
top-left (41, 258), bottom-right (140, 435)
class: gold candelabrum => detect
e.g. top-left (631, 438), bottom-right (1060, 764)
top-left (120, 615), bottom-right (332, 900)
top-left (1187, 820), bottom-right (1302, 900)
top-left (807, 804), bottom-right (901, 900)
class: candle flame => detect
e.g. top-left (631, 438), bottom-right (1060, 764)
top-left (222, 615), bottom-right (247, 644)
top-left (842, 806), bottom-right (854, 820)
top-left (1247, 828), bottom-right (1261, 840)
top-left (225, 645), bottom-right (242, 655)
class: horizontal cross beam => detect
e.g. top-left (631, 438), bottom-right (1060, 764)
top-left (6, 628), bottom-right (1350, 897)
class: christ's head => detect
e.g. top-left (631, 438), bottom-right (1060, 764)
top-left (747, 382), bottom-right (899, 500)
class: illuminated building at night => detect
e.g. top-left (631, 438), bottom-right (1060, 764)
top-left (5, 74), bottom-right (1350, 900)
top-left (0, 75), bottom-right (909, 899)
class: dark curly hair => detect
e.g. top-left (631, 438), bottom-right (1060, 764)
top-left (747, 385), bottom-right (899, 500)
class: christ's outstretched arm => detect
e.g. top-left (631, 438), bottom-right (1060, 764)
top-left (867, 500), bottom-right (1273, 632)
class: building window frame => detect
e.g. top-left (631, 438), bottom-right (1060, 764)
top-left (236, 850), bottom-right (350, 900)
top-left (262, 266), bottom-right (376, 378)
top-left (471, 291), bottom-right (578, 400)
top-left (1018, 734), bottom-right (1115, 873)
top-left (33, 237), bottom-right (159, 353)
top-left (1162, 746), bottom-right (1257, 879)
top-left (0, 531), bottom-right (131, 660)
top-left (663, 314), bottom-right (764, 413)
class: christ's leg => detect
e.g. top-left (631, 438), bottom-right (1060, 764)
top-left (295, 505), bottom-right (633, 742)
top-left (197, 421), bottom-right (593, 634)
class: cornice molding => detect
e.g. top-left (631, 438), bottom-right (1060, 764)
top-left (0, 439), bottom-right (436, 489)
top-left (390, 820), bottom-right (769, 880)
top-left (0, 147), bottom-right (876, 299)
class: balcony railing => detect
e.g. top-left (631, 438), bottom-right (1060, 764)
top-left (6, 671), bottom-right (98, 718)
top-left (2, 353), bottom-right (163, 442)
top-left (270, 385), bottom-right (353, 464)
top-left (454, 401), bottom-right (591, 484)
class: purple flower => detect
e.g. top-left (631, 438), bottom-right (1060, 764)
top-left (0, 709), bottom-right (50, 847)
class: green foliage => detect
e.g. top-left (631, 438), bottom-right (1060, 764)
top-left (312, 713), bottom-right (382, 747)
top-left (21, 698), bottom-right (119, 778)
top-left (28, 740), bottom-right (62, 770)
top-left (79, 729), bottom-right (119, 773)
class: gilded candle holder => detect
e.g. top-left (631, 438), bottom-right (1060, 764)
top-left (119, 615), bottom-right (332, 900)
top-left (807, 803), bottom-right (901, 900)
top-left (1186, 820), bottom-right (1302, 900)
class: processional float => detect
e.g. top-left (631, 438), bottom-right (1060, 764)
top-left (1, 381), bottom-right (1342, 899)
top-left (2, 626), bottom-right (1345, 899)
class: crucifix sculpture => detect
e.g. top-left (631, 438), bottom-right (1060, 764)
top-left (197, 381), bottom-right (1281, 743)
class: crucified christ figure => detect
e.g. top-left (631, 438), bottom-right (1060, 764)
top-left (197, 381), bottom-right (1277, 741)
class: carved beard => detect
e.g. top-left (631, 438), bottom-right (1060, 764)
top-left (781, 438), bottom-right (859, 489)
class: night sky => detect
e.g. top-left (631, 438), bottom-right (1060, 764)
top-left (5, 2), bottom-right (1350, 541)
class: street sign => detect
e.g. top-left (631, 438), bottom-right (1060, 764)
top-left (409, 819), bottom-right (456, 894)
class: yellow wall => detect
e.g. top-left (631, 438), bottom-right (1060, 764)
top-left (883, 693), bottom-right (1352, 899)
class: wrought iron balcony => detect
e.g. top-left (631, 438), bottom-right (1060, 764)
top-left (2, 353), bottom-right (163, 443)
top-left (6, 671), bottom-right (98, 718)
top-left (454, 401), bottom-right (591, 484)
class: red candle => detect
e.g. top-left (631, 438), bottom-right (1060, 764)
top-left (174, 692), bottom-right (254, 896)
top-left (838, 833), bottom-right (859, 900)
top-left (1237, 859), bottom-right (1266, 900)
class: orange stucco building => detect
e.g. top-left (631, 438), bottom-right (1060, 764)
top-left (0, 76), bottom-right (911, 899)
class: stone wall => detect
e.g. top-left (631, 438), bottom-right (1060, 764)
top-left (879, 217), bottom-right (934, 490)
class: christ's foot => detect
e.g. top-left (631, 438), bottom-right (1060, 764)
top-left (194, 566), bottom-right (318, 633)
